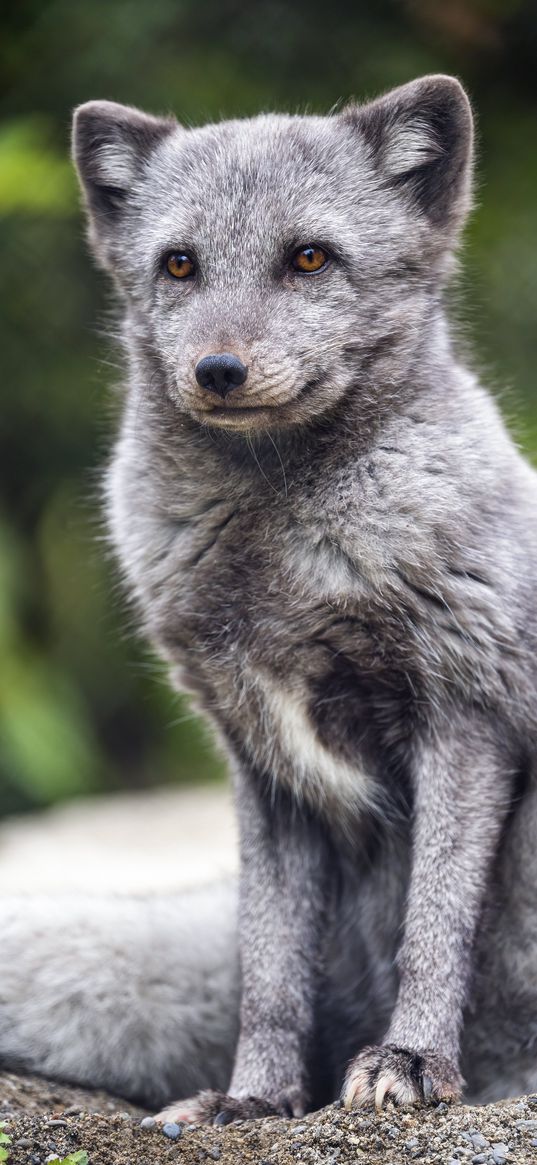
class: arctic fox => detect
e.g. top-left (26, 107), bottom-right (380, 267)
top-left (2, 75), bottom-right (537, 1119)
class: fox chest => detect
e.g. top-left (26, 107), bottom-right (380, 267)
top-left (148, 509), bottom-right (419, 818)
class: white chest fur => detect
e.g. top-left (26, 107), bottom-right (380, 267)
top-left (252, 675), bottom-right (378, 823)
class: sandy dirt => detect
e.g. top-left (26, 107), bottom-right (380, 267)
top-left (2, 1070), bottom-right (537, 1165)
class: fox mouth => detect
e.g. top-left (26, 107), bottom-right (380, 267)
top-left (206, 404), bottom-right (271, 417)
top-left (192, 375), bottom-right (325, 427)
top-left (197, 404), bottom-right (275, 429)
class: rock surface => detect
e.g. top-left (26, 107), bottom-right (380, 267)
top-left (2, 1071), bottom-right (537, 1164)
top-left (0, 785), bottom-right (237, 895)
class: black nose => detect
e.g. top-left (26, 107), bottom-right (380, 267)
top-left (195, 352), bottom-right (248, 398)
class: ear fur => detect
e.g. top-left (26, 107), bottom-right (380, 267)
top-left (72, 100), bottom-right (177, 244)
top-left (342, 75), bottom-right (474, 238)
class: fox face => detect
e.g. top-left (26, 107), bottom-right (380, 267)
top-left (73, 77), bottom-right (472, 433)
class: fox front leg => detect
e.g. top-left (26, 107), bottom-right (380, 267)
top-left (157, 772), bottom-right (331, 1126)
top-left (344, 714), bottom-right (513, 1111)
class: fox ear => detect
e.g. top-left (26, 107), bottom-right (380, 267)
top-left (343, 75), bottom-right (474, 238)
top-left (72, 100), bottom-right (176, 237)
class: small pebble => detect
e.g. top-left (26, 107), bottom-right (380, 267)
top-left (162, 1121), bottom-right (182, 1140)
top-left (206, 1150), bottom-right (221, 1161)
top-left (515, 1118), bottom-right (537, 1129)
top-left (62, 1105), bottom-right (81, 1116)
top-left (491, 1145), bottom-right (508, 1165)
top-left (471, 1156), bottom-right (487, 1164)
top-left (47, 1120), bottom-right (67, 1128)
top-left (471, 1133), bottom-right (489, 1150)
top-left (140, 1116), bottom-right (156, 1129)
top-left (531, 1139), bottom-right (537, 1148)
top-left (15, 1139), bottom-right (32, 1148)
top-left (291, 1124), bottom-right (307, 1134)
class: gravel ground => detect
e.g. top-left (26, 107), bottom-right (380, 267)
top-left (3, 1071), bottom-right (537, 1165)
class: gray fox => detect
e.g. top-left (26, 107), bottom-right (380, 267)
top-left (2, 74), bottom-right (537, 1120)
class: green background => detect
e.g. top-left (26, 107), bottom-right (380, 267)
top-left (1, 0), bottom-right (536, 814)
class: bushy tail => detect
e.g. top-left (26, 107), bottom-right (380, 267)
top-left (0, 881), bottom-right (239, 1108)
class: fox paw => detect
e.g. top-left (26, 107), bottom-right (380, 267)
top-left (155, 1089), bottom-right (280, 1126)
top-left (343, 1045), bottom-right (463, 1111)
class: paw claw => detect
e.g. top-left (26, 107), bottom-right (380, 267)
top-left (343, 1045), bottom-right (462, 1111)
top-left (154, 1098), bottom-right (201, 1125)
top-left (374, 1075), bottom-right (390, 1112)
top-left (156, 1088), bottom-right (301, 1126)
top-left (155, 1090), bottom-right (282, 1126)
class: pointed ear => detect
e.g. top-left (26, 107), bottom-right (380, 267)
top-left (72, 100), bottom-right (177, 246)
top-left (343, 75), bottom-right (474, 239)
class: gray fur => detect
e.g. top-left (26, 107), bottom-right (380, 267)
top-left (0, 885), bottom-right (239, 1107)
top-left (3, 74), bottom-right (537, 1116)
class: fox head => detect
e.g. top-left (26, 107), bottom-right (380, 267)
top-left (73, 76), bottom-right (473, 433)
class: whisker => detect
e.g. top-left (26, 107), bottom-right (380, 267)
top-left (265, 430), bottom-right (288, 499)
top-left (245, 434), bottom-right (282, 497)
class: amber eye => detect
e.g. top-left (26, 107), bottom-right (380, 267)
top-left (291, 245), bottom-right (330, 274)
top-left (166, 252), bottom-right (196, 279)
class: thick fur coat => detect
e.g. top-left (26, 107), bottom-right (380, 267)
top-left (2, 75), bottom-right (537, 1117)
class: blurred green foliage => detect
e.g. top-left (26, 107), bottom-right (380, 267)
top-left (1, 0), bottom-right (537, 813)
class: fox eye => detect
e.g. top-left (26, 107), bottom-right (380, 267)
top-left (165, 252), bottom-right (196, 279)
top-left (291, 245), bottom-right (330, 274)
